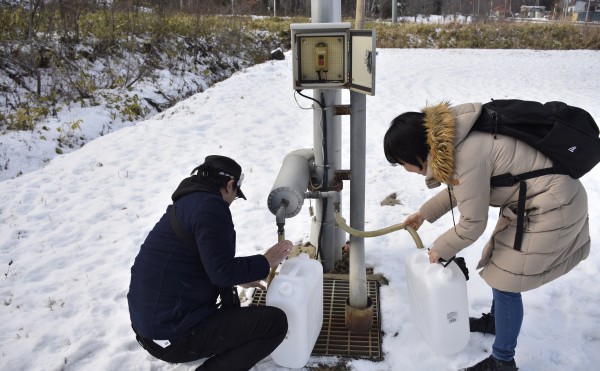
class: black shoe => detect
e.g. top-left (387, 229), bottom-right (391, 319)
top-left (469, 312), bottom-right (495, 335)
top-left (458, 355), bottom-right (518, 371)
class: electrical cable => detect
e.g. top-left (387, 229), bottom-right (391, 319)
top-left (316, 92), bottom-right (328, 261)
top-left (295, 90), bottom-right (323, 110)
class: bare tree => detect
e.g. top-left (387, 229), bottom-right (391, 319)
top-left (26, 0), bottom-right (45, 39)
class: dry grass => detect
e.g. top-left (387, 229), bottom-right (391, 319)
top-left (2, 9), bottom-right (598, 132)
top-left (372, 21), bottom-right (600, 49)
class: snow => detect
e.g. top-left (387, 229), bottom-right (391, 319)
top-left (1, 48), bottom-right (599, 371)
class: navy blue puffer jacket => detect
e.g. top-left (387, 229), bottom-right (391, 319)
top-left (128, 188), bottom-right (269, 340)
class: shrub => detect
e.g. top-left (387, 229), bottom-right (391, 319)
top-left (2, 7), bottom-right (599, 136)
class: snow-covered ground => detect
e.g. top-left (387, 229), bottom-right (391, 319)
top-left (1, 49), bottom-right (599, 370)
top-left (0, 35), bottom-right (269, 182)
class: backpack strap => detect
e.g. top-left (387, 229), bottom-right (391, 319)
top-left (490, 166), bottom-right (566, 251)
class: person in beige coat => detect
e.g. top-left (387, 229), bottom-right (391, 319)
top-left (383, 102), bottom-right (590, 371)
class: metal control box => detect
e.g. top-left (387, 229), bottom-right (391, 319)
top-left (291, 23), bottom-right (376, 95)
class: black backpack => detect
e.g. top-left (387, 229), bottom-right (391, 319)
top-left (471, 99), bottom-right (600, 251)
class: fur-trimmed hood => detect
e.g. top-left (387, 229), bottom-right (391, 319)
top-left (416, 101), bottom-right (588, 293)
top-left (422, 102), bottom-right (482, 188)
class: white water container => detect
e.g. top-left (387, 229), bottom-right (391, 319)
top-left (266, 253), bottom-right (323, 368)
top-left (405, 249), bottom-right (469, 355)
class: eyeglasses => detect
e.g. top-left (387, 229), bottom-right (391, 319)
top-left (219, 171), bottom-right (244, 187)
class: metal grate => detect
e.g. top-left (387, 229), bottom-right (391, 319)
top-left (250, 275), bottom-right (382, 360)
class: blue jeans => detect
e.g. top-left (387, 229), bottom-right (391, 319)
top-left (490, 288), bottom-right (523, 363)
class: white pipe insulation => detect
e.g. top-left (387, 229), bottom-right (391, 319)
top-left (267, 149), bottom-right (315, 218)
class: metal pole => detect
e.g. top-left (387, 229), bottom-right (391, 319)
top-left (356, 0), bottom-right (365, 28)
top-left (392, 0), bottom-right (398, 23)
top-left (347, 0), bottom-right (369, 311)
top-left (349, 91), bottom-right (368, 309)
top-left (309, 0), bottom-right (342, 272)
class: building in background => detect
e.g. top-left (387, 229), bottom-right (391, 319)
top-left (568, 0), bottom-right (600, 22)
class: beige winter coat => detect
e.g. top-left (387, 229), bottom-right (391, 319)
top-left (420, 102), bottom-right (590, 292)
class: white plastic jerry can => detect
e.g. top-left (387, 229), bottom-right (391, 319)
top-left (405, 249), bottom-right (469, 355)
top-left (266, 253), bottom-right (324, 368)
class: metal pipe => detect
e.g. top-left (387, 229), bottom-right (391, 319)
top-left (311, 0), bottom-right (341, 21)
top-left (349, 91), bottom-right (367, 308)
top-left (305, 190), bottom-right (339, 201)
top-left (310, 90), bottom-right (337, 272)
top-left (356, 0), bottom-right (365, 28)
top-left (267, 200), bottom-right (289, 287)
top-left (309, 0), bottom-right (343, 273)
top-left (275, 200), bottom-right (288, 226)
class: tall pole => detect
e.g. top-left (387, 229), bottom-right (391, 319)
top-left (356, 0), bottom-right (365, 28)
top-left (349, 0), bottom-right (368, 309)
top-left (349, 91), bottom-right (367, 309)
top-left (309, 0), bottom-right (342, 272)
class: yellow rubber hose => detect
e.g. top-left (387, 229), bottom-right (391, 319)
top-left (334, 210), bottom-right (424, 249)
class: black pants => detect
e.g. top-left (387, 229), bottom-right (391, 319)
top-left (135, 306), bottom-right (288, 371)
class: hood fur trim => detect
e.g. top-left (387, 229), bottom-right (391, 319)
top-left (422, 102), bottom-right (456, 185)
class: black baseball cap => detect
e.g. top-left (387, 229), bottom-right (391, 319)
top-left (203, 155), bottom-right (246, 200)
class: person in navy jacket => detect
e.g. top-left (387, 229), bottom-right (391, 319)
top-left (128, 155), bottom-right (293, 370)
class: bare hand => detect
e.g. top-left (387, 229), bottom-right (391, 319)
top-left (404, 211), bottom-right (425, 231)
top-left (264, 240), bottom-right (293, 268)
top-left (428, 249), bottom-right (441, 264)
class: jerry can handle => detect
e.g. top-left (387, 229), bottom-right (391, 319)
top-left (426, 247), bottom-right (454, 268)
top-left (439, 256), bottom-right (455, 268)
